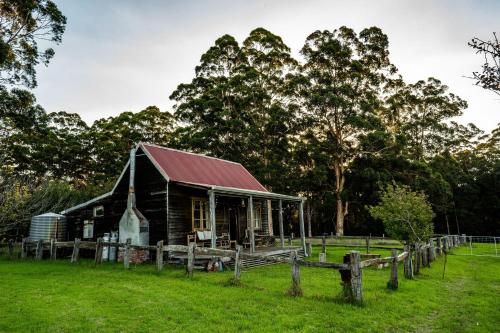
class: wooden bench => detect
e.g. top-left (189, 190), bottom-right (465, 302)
top-left (187, 231), bottom-right (236, 249)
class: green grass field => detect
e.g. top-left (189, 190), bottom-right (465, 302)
top-left (0, 245), bottom-right (498, 332)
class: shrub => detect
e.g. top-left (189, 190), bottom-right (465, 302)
top-left (369, 184), bottom-right (434, 243)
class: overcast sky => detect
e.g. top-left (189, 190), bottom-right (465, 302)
top-left (33, 0), bottom-right (499, 133)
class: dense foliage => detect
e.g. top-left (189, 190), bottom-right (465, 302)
top-left (0, 6), bottom-right (498, 239)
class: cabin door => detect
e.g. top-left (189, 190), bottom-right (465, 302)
top-left (229, 208), bottom-right (238, 242)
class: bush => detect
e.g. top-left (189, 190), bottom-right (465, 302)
top-left (0, 177), bottom-right (102, 239)
top-left (369, 184), bottom-right (434, 243)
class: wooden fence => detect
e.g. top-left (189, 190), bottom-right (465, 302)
top-left (0, 234), bottom-right (465, 304)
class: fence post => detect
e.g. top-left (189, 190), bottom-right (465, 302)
top-left (388, 249), bottom-right (398, 289)
top-left (403, 245), bottom-right (413, 279)
top-left (306, 242), bottom-right (312, 258)
top-left (339, 251), bottom-right (362, 304)
top-left (365, 237), bottom-right (370, 254)
top-left (422, 245), bottom-right (429, 267)
top-left (156, 240), bottom-right (164, 272)
top-left (321, 236), bottom-right (326, 254)
top-left (427, 244), bottom-right (432, 266)
top-left (414, 243), bottom-right (420, 275)
top-left (233, 245), bottom-right (242, 283)
top-left (21, 238), bottom-right (27, 259)
top-left (288, 250), bottom-right (302, 297)
top-left (187, 242), bottom-right (195, 278)
top-left (95, 238), bottom-right (103, 265)
top-left (50, 239), bottom-right (56, 260)
top-left (436, 237), bottom-right (442, 255)
top-left (443, 236), bottom-right (449, 253)
top-left (8, 239), bottom-right (14, 257)
top-left (123, 238), bottom-right (131, 269)
top-left (429, 239), bottom-right (435, 261)
top-left (287, 238), bottom-right (292, 246)
top-left (494, 237), bottom-right (498, 257)
top-left (427, 243), bottom-right (432, 263)
top-left (35, 239), bottom-right (43, 260)
top-left (71, 238), bottom-right (81, 263)
top-left (350, 251), bottom-right (363, 303)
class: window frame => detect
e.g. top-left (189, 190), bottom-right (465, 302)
top-left (191, 197), bottom-right (210, 231)
top-left (93, 205), bottom-right (104, 217)
top-left (83, 220), bottom-right (94, 239)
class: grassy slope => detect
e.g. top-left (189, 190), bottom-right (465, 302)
top-left (0, 245), bottom-right (498, 333)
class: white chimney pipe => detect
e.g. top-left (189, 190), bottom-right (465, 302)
top-left (127, 147), bottom-right (136, 210)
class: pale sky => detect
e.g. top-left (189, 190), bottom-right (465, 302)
top-left (34, 0), bottom-right (499, 133)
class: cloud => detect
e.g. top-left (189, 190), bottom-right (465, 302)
top-left (33, 0), bottom-right (500, 132)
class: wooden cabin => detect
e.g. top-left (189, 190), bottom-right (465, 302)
top-left (61, 143), bottom-right (307, 263)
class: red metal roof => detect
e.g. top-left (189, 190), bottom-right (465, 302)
top-left (142, 144), bottom-right (268, 192)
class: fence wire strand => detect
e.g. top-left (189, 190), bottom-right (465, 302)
top-left (454, 236), bottom-right (499, 257)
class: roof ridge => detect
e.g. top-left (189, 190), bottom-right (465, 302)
top-left (141, 142), bottom-right (243, 166)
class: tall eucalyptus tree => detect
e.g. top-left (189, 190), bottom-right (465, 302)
top-left (300, 26), bottom-right (395, 235)
top-left (171, 28), bottom-right (300, 192)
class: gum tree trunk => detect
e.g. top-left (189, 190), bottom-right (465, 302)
top-left (334, 160), bottom-right (348, 236)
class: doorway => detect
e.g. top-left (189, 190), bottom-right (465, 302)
top-left (229, 208), bottom-right (239, 243)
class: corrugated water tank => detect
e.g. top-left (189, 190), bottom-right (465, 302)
top-left (29, 212), bottom-right (67, 241)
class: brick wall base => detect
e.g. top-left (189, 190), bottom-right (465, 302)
top-left (118, 248), bottom-right (149, 264)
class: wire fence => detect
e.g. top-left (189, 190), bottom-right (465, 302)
top-left (454, 236), bottom-right (499, 257)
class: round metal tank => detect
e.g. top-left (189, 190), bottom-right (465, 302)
top-left (29, 213), bottom-right (67, 241)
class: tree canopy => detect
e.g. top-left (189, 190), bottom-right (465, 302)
top-left (0, 20), bottom-right (498, 240)
top-left (0, 0), bottom-right (66, 88)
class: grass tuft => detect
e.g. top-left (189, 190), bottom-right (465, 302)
top-left (286, 282), bottom-right (303, 297)
top-left (226, 277), bottom-right (242, 287)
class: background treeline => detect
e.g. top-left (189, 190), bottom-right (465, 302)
top-left (0, 2), bottom-right (498, 239)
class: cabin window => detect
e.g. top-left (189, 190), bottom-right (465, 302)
top-left (192, 198), bottom-right (210, 230)
top-left (83, 220), bottom-right (94, 238)
top-left (93, 205), bottom-right (104, 217)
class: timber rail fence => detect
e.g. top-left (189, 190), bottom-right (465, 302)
top-left (0, 235), bottom-right (465, 304)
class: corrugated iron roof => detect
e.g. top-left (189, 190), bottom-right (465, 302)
top-left (142, 143), bottom-right (268, 192)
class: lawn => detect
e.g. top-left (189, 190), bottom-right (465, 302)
top-left (0, 245), bottom-right (498, 332)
